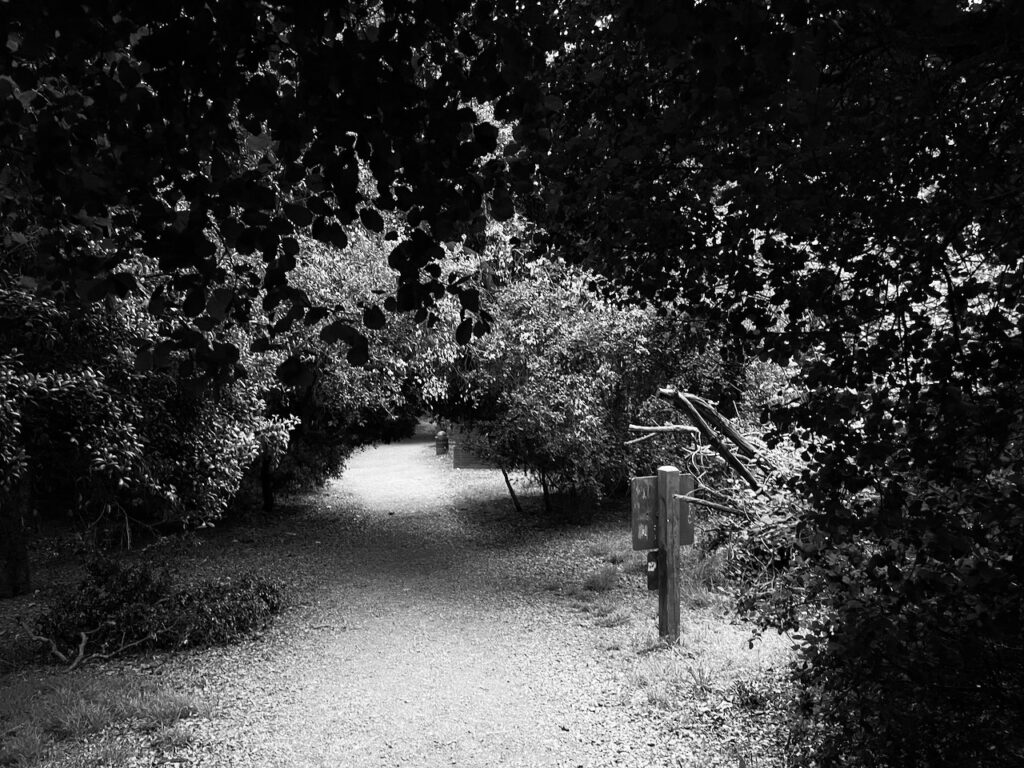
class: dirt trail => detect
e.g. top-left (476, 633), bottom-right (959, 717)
top-left (183, 425), bottom-right (678, 768)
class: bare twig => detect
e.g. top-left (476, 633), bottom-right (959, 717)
top-left (678, 392), bottom-right (758, 458)
top-left (22, 620), bottom-right (156, 671)
top-left (69, 630), bottom-right (93, 670)
top-left (72, 633), bottom-right (156, 670)
top-left (623, 432), bottom-right (656, 446)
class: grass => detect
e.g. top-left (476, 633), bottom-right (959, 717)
top-left (583, 564), bottom-right (619, 592)
top-left (541, 515), bottom-right (790, 730)
top-left (623, 618), bottom-right (792, 711)
top-left (594, 609), bottom-right (631, 628)
top-left (587, 540), bottom-right (629, 565)
top-left (679, 547), bottom-right (728, 609)
top-left (0, 672), bottom-right (208, 767)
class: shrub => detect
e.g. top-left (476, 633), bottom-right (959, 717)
top-left (426, 255), bottom-right (727, 516)
top-left (32, 559), bottom-right (282, 666)
top-left (167, 573), bottom-right (283, 648)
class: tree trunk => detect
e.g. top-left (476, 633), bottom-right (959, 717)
top-left (0, 487), bottom-right (31, 598)
top-left (500, 468), bottom-right (524, 515)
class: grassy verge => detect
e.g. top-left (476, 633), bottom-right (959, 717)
top-left (0, 672), bottom-right (210, 767)
top-left (548, 521), bottom-right (799, 766)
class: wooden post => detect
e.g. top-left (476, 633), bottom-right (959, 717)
top-left (657, 465), bottom-right (680, 642)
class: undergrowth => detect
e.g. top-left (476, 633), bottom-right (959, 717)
top-left (29, 558), bottom-right (282, 668)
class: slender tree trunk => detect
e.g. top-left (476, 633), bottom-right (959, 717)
top-left (500, 468), bottom-right (524, 515)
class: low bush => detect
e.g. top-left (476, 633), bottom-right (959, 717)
top-left (32, 559), bottom-right (282, 666)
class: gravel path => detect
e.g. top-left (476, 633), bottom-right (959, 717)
top-left (169, 425), bottom-right (676, 767)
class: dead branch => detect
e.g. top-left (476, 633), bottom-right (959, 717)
top-left (658, 387), bottom-right (760, 490)
top-left (623, 432), bottom-right (656, 446)
top-left (674, 494), bottom-right (743, 516)
top-left (627, 423), bottom-right (700, 435)
top-left (678, 392), bottom-right (758, 458)
top-left (21, 620), bottom-right (156, 671)
top-left (21, 621), bottom-right (70, 665)
top-left (69, 630), bottom-right (92, 670)
top-left (71, 633), bottom-right (156, 670)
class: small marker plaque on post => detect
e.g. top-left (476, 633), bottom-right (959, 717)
top-left (646, 551), bottom-right (658, 591)
top-left (631, 476), bottom-right (658, 550)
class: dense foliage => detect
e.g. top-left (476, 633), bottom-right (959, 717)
top-left (0, 227), bottom-right (422, 574)
top-left (2, 0), bottom-right (540, 588)
top-left (516, 1), bottom-right (1024, 764)
top-left (0, 1), bottom-right (547, 377)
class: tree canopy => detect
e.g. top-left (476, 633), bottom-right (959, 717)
top-left (1, 1), bottom-right (552, 379)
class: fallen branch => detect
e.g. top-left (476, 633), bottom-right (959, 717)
top-left (627, 423), bottom-right (700, 435)
top-left (71, 633), bottom-right (156, 670)
top-left (674, 494), bottom-right (743, 516)
top-left (22, 621), bottom-right (156, 671)
top-left (22, 621), bottom-right (70, 665)
top-left (678, 393), bottom-right (758, 458)
top-left (658, 387), bottom-right (760, 490)
top-left (68, 630), bottom-right (93, 670)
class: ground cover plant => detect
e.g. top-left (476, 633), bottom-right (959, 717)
top-left (29, 559), bottom-right (281, 669)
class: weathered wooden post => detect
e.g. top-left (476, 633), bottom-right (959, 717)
top-left (632, 466), bottom-right (698, 643)
top-left (631, 465), bottom-right (680, 642)
top-left (657, 465), bottom-right (681, 641)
